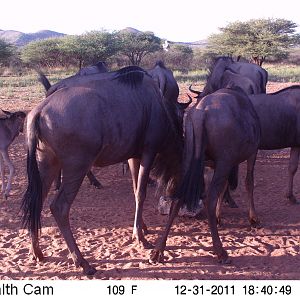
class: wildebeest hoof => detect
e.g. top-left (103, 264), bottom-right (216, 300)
top-left (149, 250), bottom-right (164, 264)
top-left (91, 182), bottom-right (103, 189)
top-left (31, 248), bottom-right (44, 262)
top-left (141, 240), bottom-right (154, 249)
top-left (249, 218), bottom-right (262, 228)
top-left (218, 256), bottom-right (232, 264)
top-left (216, 249), bottom-right (230, 264)
top-left (132, 236), bottom-right (154, 249)
top-left (287, 195), bottom-right (300, 204)
top-left (83, 265), bottom-right (97, 276)
top-left (226, 200), bottom-right (238, 208)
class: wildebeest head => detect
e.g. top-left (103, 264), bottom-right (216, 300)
top-left (1, 109), bottom-right (26, 133)
top-left (148, 60), bottom-right (180, 103)
top-left (76, 61), bottom-right (108, 76)
top-left (190, 56), bottom-right (268, 98)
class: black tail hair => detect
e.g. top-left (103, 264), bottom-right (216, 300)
top-left (20, 114), bottom-right (43, 238)
top-left (175, 114), bottom-right (206, 210)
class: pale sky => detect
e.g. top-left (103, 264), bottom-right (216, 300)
top-left (1, 0), bottom-right (300, 42)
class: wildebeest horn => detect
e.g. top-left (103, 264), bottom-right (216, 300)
top-left (1, 109), bottom-right (12, 116)
top-left (178, 95), bottom-right (192, 110)
top-left (189, 84), bottom-right (202, 97)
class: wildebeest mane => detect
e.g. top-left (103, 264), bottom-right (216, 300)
top-left (269, 85), bottom-right (300, 95)
top-left (155, 60), bottom-right (166, 69)
top-left (113, 66), bottom-right (149, 88)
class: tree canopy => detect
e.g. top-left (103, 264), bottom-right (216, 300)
top-left (207, 18), bottom-right (300, 65)
top-left (116, 31), bottom-right (161, 66)
top-left (0, 39), bottom-right (15, 66)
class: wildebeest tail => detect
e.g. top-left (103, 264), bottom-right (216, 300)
top-left (175, 113), bottom-right (206, 210)
top-left (37, 71), bottom-right (51, 91)
top-left (21, 113), bottom-right (43, 238)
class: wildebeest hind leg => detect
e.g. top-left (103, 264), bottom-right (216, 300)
top-left (245, 152), bottom-right (260, 226)
top-left (207, 166), bottom-right (231, 263)
top-left (149, 198), bottom-right (182, 263)
top-left (86, 170), bottom-right (103, 189)
top-left (31, 148), bottom-right (60, 261)
top-left (131, 152), bottom-right (156, 249)
top-left (286, 147), bottom-right (300, 204)
top-left (50, 164), bottom-right (96, 275)
top-left (128, 158), bottom-right (148, 235)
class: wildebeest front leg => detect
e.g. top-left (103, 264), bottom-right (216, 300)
top-left (286, 147), bottom-right (300, 204)
top-left (1, 150), bottom-right (14, 199)
top-left (50, 166), bottom-right (96, 275)
top-left (0, 153), bottom-right (5, 196)
top-left (131, 153), bottom-right (155, 248)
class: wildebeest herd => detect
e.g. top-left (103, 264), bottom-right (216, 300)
top-left (1, 57), bottom-right (300, 276)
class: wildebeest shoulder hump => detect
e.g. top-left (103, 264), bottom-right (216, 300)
top-left (113, 66), bottom-right (149, 87)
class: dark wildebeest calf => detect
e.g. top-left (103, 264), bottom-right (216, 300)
top-left (21, 66), bottom-right (188, 275)
top-left (150, 88), bottom-right (260, 264)
top-left (0, 109), bottom-right (26, 199)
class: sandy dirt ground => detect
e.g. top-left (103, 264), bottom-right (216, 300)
top-left (0, 82), bottom-right (300, 280)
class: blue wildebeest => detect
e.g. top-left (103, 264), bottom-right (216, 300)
top-left (149, 87), bottom-right (261, 264)
top-left (214, 85), bottom-right (300, 225)
top-left (0, 109), bottom-right (26, 199)
top-left (21, 66), bottom-right (189, 275)
top-left (248, 86), bottom-right (300, 205)
top-left (189, 56), bottom-right (268, 209)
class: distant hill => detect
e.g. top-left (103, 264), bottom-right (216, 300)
top-left (169, 40), bottom-right (208, 48)
top-left (0, 29), bottom-right (65, 46)
top-left (0, 27), bottom-right (206, 48)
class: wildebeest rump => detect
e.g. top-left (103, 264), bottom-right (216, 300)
top-left (37, 62), bottom-right (109, 189)
top-left (150, 88), bottom-right (260, 264)
top-left (21, 66), bottom-right (187, 275)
